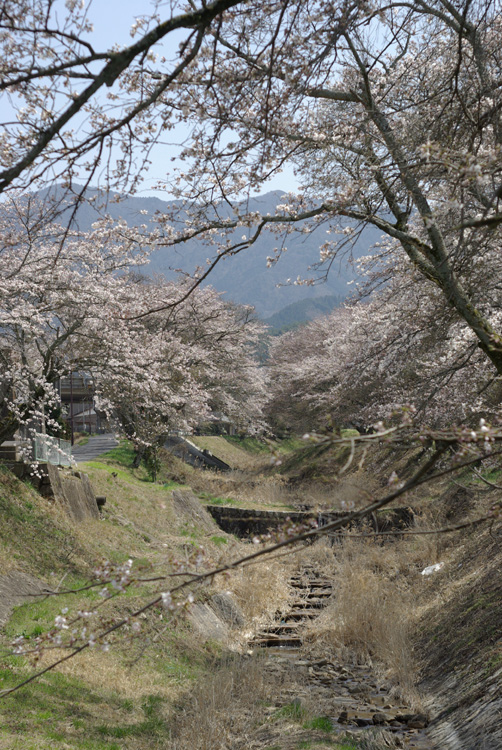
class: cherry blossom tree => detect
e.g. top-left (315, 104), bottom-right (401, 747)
top-left (266, 242), bottom-right (502, 434)
top-left (2, 0), bottom-right (502, 418)
top-left (170, 0), bottom-right (502, 378)
top-left (93, 279), bottom-right (267, 464)
top-left (0, 0), bottom-right (247, 197)
top-left (0, 197), bottom-right (149, 446)
top-left (0, 197), bottom-right (265, 452)
top-left (265, 309), bottom-right (349, 434)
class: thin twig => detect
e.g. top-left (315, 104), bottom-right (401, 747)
top-left (335, 514), bottom-right (494, 538)
top-left (473, 467), bottom-right (502, 490)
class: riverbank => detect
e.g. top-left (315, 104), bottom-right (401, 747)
top-left (0, 437), bottom-right (500, 748)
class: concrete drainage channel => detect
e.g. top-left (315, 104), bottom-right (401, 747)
top-left (206, 504), bottom-right (436, 747)
top-left (247, 566), bottom-right (435, 749)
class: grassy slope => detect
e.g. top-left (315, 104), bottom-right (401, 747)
top-left (0, 439), bottom-right (299, 750)
top-left (186, 436), bottom-right (307, 510)
top-left (0, 451), bottom-right (228, 750)
top-left (1, 438), bottom-right (501, 749)
top-left (0, 439), bottom-right (357, 750)
top-left (189, 435), bottom-right (304, 471)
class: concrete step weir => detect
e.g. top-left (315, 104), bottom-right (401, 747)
top-left (248, 567), bottom-right (333, 652)
top-left (206, 504), bottom-right (414, 539)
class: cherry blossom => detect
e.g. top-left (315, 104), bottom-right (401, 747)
top-left (0, 196), bottom-right (265, 448)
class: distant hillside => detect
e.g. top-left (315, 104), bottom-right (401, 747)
top-left (37, 185), bottom-right (380, 316)
top-left (263, 294), bottom-right (344, 334)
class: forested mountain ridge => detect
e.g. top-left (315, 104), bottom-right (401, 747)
top-left (263, 294), bottom-right (345, 333)
top-left (40, 185), bottom-right (379, 316)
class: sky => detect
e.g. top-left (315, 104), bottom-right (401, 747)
top-left (80, 0), bottom-right (298, 198)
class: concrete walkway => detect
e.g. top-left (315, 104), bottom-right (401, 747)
top-left (71, 433), bottom-right (119, 463)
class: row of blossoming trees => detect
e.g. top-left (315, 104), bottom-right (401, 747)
top-left (4, 193), bottom-right (501, 456)
top-left (0, 196), bottom-right (267, 458)
top-left (2, 0), bottom-right (502, 694)
top-left (1, 0), bottom-right (502, 451)
top-left (266, 250), bottom-right (502, 436)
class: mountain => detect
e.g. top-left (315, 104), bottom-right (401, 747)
top-left (38, 185), bottom-right (380, 316)
top-left (263, 294), bottom-right (344, 334)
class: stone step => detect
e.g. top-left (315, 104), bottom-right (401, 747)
top-left (284, 611), bottom-right (318, 620)
top-left (291, 579), bottom-right (332, 587)
top-left (251, 635), bottom-right (303, 648)
top-left (265, 624), bottom-right (301, 634)
top-left (292, 599), bottom-right (326, 608)
top-left (302, 589), bottom-right (332, 597)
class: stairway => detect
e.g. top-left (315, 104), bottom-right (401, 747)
top-left (249, 566), bottom-right (332, 649)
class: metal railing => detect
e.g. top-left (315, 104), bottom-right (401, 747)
top-left (33, 434), bottom-right (72, 467)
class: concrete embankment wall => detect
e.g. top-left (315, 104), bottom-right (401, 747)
top-left (46, 464), bottom-right (100, 521)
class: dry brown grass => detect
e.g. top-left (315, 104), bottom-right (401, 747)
top-left (167, 652), bottom-right (276, 750)
top-left (188, 436), bottom-right (267, 471)
top-left (300, 525), bottom-right (452, 701)
top-left (39, 647), bottom-right (177, 701)
top-left (189, 461), bottom-right (388, 514)
top-left (190, 469), bottom-right (373, 512)
top-left (234, 474), bottom-right (294, 508)
top-left (225, 555), bottom-right (294, 626)
top-left (187, 468), bottom-right (296, 510)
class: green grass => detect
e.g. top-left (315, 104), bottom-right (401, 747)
top-left (179, 523), bottom-right (204, 541)
top-left (303, 716), bottom-right (334, 732)
top-left (340, 428), bottom-right (360, 438)
top-left (153, 654), bottom-right (201, 681)
top-left (97, 694), bottom-right (167, 739)
top-left (0, 664), bottom-right (162, 749)
top-left (0, 454), bottom-right (235, 749)
top-left (274, 701), bottom-right (307, 721)
top-left (197, 491), bottom-right (238, 506)
top-left (0, 621), bottom-right (213, 747)
top-left (80, 460), bottom-right (139, 482)
top-left (95, 440), bottom-right (136, 467)
top-left (82, 440), bottom-right (160, 482)
top-left (210, 535), bottom-right (228, 546)
top-left (222, 436), bottom-right (271, 454)
top-left (160, 479), bottom-right (184, 491)
top-left (0, 469), bottom-right (86, 575)
top-left (471, 465), bottom-right (502, 486)
top-left (4, 585), bottom-right (93, 641)
top-left (482, 649), bottom-right (502, 678)
top-left (221, 435), bottom-right (305, 455)
top-left (275, 436), bottom-right (307, 453)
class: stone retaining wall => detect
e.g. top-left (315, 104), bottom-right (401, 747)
top-left (1, 461), bottom-right (99, 521)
